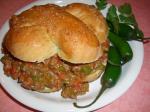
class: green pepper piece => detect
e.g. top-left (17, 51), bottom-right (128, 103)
top-left (96, 0), bottom-right (107, 10)
top-left (80, 65), bottom-right (92, 75)
top-left (58, 66), bottom-right (65, 72)
top-left (118, 23), bottom-right (142, 41)
top-left (118, 3), bottom-right (132, 17)
top-left (108, 31), bottom-right (133, 64)
top-left (108, 46), bottom-right (121, 66)
top-left (101, 63), bottom-right (121, 87)
top-left (106, 5), bottom-right (119, 33)
top-left (118, 23), bottom-right (137, 40)
top-left (73, 46), bottom-right (121, 108)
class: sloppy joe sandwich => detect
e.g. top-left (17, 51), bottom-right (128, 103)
top-left (1, 3), bottom-right (109, 99)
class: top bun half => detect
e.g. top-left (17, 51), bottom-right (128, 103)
top-left (63, 3), bottom-right (108, 44)
top-left (4, 4), bottom-right (108, 63)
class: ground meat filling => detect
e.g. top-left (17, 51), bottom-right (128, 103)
top-left (1, 42), bottom-right (108, 99)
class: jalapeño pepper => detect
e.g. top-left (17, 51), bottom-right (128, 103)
top-left (118, 23), bottom-right (150, 42)
top-left (73, 46), bottom-right (121, 108)
top-left (118, 23), bottom-right (142, 41)
top-left (108, 46), bottom-right (121, 66)
top-left (108, 31), bottom-right (133, 64)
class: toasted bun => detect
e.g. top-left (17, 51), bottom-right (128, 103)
top-left (64, 3), bottom-right (108, 43)
top-left (5, 26), bottom-right (57, 62)
top-left (64, 3), bottom-right (108, 81)
top-left (5, 4), bottom-right (102, 63)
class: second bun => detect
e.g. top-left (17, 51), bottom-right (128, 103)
top-left (5, 4), bottom-right (104, 63)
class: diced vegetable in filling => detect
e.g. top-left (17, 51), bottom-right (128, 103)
top-left (1, 42), bottom-right (108, 99)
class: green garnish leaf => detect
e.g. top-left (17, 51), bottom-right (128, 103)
top-left (118, 3), bottom-right (137, 26)
top-left (106, 5), bottom-right (119, 33)
top-left (106, 2), bottom-right (144, 41)
top-left (118, 3), bottom-right (144, 40)
top-left (96, 0), bottom-right (107, 10)
top-left (118, 3), bottom-right (132, 17)
top-left (119, 14), bottom-right (137, 26)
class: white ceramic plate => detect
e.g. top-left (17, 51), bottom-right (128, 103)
top-left (0, 0), bottom-right (144, 112)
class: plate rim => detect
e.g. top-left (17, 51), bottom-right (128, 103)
top-left (0, 0), bottom-right (144, 112)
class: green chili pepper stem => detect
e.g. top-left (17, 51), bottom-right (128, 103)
top-left (131, 37), bottom-right (150, 41)
top-left (142, 37), bottom-right (150, 42)
top-left (143, 37), bottom-right (150, 40)
top-left (135, 37), bottom-right (150, 44)
top-left (73, 85), bottom-right (107, 108)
